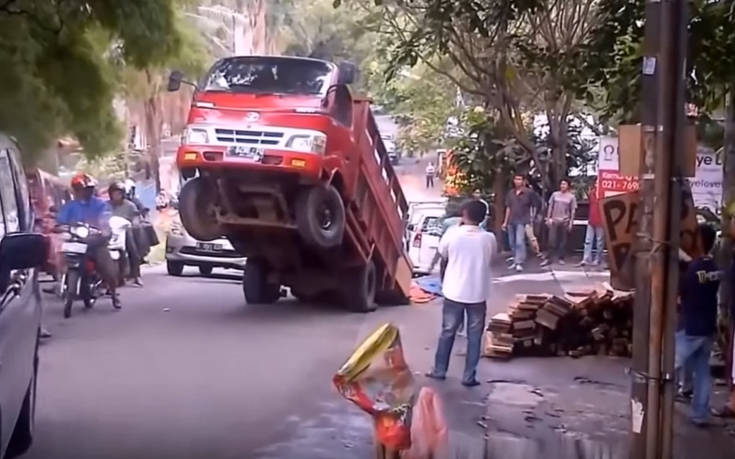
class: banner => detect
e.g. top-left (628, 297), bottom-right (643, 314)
top-left (597, 136), bottom-right (640, 198)
top-left (598, 137), bottom-right (723, 214)
top-left (601, 184), bottom-right (697, 290)
top-left (688, 147), bottom-right (723, 216)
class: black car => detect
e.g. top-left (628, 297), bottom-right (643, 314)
top-left (0, 135), bottom-right (47, 458)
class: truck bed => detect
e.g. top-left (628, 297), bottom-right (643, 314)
top-left (342, 99), bottom-right (411, 300)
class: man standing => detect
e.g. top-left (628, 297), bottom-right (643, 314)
top-left (542, 179), bottom-right (577, 266)
top-left (676, 224), bottom-right (721, 426)
top-left (425, 162), bottom-right (436, 189)
top-left (502, 175), bottom-right (534, 272)
top-left (108, 181), bottom-right (143, 287)
top-left (426, 200), bottom-right (497, 387)
top-left (580, 179), bottom-right (605, 266)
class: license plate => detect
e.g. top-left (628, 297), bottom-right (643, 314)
top-left (197, 242), bottom-right (222, 252)
top-left (62, 242), bottom-right (87, 254)
top-left (227, 146), bottom-right (263, 161)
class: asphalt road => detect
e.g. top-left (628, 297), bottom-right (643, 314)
top-left (25, 266), bottom-right (448, 459)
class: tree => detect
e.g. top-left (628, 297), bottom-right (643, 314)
top-left (122, 8), bottom-right (209, 192)
top-left (352, 0), bottom-right (608, 188)
top-left (0, 0), bottom-right (183, 160)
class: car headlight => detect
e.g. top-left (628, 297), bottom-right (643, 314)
top-left (72, 226), bottom-right (90, 239)
top-left (185, 127), bottom-right (209, 144)
top-left (286, 133), bottom-right (326, 154)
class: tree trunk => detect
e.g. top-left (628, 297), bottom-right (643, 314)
top-left (143, 71), bottom-right (163, 194)
top-left (492, 166), bottom-right (506, 235)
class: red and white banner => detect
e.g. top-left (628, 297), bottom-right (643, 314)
top-left (597, 136), bottom-right (639, 198)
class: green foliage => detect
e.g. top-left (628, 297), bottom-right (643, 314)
top-left (585, 0), bottom-right (735, 122)
top-left (0, 0), bottom-right (182, 160)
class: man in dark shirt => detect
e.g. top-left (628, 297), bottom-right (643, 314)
top-left (676, 223), bottom-right (722, 426)
top-left (502, 174), bottom-right (534, 272)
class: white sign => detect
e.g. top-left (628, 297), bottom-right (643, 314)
top-left (598, 136), bottom-right (620, 171)
top-left (688, 147), bottom-right (723, 215)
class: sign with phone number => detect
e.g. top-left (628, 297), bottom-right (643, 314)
top-left (598, 169), bottom-right (639, 196)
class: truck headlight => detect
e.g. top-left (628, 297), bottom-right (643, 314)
top-left (185, 127), bottom-right (209, 144)
top-left (286, 133), bottom-right (327, 154)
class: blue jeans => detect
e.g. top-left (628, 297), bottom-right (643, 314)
top-left (583, 225), bottom-right (605, 264)
top-left (432, 298), bottom-right (486, 383)
top-left (675, 333), bottom-right (713, 423)
top-left (507, 223), bottom-right (526, 265)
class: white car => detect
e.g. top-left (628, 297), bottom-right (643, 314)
top-left (406, 204), bottom-right (445, 275)
top-left (165, 214), bottom-right (247, 276)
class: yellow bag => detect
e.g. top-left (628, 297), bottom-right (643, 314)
top-left (333, 323), bottom-right (416, 450)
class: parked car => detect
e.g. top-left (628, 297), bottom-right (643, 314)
top-left (165, 213), bottom-right (246, 276)
top-left (406, 205), bottom-right (445, 275)
top-left (0, 134), bottom-right (47, 459)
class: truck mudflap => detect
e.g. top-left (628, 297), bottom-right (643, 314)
top-left (393, 253), bottom-right (412, 300)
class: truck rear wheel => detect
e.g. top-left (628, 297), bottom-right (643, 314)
top-left (179, 177), bottom-right (222, 241)
top-left (295, 185), bottom-right (345, 249)
top-left (343, 260), bottom-right (377, 313)
top-left (243, 259), bottom-right (281, 304)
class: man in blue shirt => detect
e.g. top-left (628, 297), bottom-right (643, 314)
top-left (57, 174), bottom-right (120, 308)
top-left (676, 223), bottom-right (721, 426)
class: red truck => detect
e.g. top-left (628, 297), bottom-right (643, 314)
top-left (169, 56), bottom-right (411, 311)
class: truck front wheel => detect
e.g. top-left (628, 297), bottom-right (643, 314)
top-left (243, 259), bottom-right (281, 304)
top-left (343, 260), bottom-right (377, 313)
top-left (295, 185), bottom-right (345, 249)
top-left (179, 177), bottom-right (222, 241)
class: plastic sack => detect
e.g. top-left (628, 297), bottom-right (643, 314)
top-left (401, 386), bottom-right (449, 459)
top-left (333, 323), bottom-right (415, 450)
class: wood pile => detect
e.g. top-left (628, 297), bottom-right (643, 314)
top-left (484, 284), bottom-right (635, 360)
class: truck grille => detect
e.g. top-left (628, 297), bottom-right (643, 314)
top-left (214, 128), bottom-right (284, 146)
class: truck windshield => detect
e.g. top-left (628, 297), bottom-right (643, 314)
top-left (203, 57), bottom-right (332, 95)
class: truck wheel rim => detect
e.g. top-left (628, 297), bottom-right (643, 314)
top-left (318, 205), bottom-right (333, 230)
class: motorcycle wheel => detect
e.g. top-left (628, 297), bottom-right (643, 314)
top-left (63, 270), bottom-right (79, 319)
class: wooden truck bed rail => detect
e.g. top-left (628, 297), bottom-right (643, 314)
top-left (345, 99), bottom-right (412, 298)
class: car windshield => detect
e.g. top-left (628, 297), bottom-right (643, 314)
top-left (203, 57), bottom-right (332, 95)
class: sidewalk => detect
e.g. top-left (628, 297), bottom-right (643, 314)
top-left (424, 259), bottom-right (735, 458)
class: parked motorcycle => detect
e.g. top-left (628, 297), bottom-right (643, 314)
top-left (58, 216), bottom-right (131, 318)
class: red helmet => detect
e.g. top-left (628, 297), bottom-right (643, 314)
top-left (70, 173), bottom-right (97, 190)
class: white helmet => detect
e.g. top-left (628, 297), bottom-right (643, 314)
top-left (124, 179), bottom-right (136, 194)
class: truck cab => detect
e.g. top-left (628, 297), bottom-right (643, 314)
top-left (172, 56), bottom-right (411, 310)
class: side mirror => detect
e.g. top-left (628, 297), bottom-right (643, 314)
top-left (337, 62), bottom-right (357, 85)
top-left (167, 70), bottom-right (184, 92)
top-left (0, 233), bottom-right (48, 270)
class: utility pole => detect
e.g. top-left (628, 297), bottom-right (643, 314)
top-left (631, 1), bottom-right (688, 458)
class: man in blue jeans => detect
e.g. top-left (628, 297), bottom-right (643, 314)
top-left (502, 175), bottom-right (534, 272)
top-left (676, 223), bottom-right (722, 426)
top-left (426, 200), bottom-right (497, 387)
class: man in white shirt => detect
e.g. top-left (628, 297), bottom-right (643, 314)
top-left (426, 200), bottom-right (497, 387)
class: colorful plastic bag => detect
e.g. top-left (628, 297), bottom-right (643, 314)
top-left (333, 323), bottom-right (416, 450)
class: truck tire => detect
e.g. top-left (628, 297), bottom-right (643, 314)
top-left (179, 177), bottom-right (222, 241)
top-left (343, 261), bottom-right (377, 313)
top-left (243, 259), bottom-right (280, 304)
top-left (295, 185), bottom-right (345, 249)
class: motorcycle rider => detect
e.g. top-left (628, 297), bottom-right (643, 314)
top-left (108, 181), bottom-right (143, 287)
top-left (57, 173), bottom-right (121, 308)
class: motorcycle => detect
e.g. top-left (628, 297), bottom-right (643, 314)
top-left (58, 216), bottom-right (131, 318)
